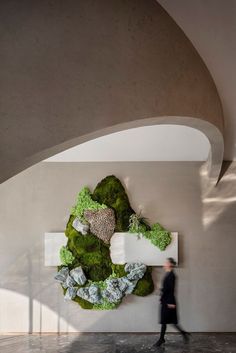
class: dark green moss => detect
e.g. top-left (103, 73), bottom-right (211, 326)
top-left (73, 295), bottom-right (94, 309)
top-left (132, 267), bottom-right (154, 296)
top-left (65, 214), bottom-right (112, 282)
top-left (92, 175), bottom-right (134, 232)
top-left (65, 214), bottom-right (79, 239)
top-left (111, 264), bottom-right (126, 277)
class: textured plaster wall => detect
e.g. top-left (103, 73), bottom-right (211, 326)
top-left (0, 0), bottom-right (223, 182)
top-left (0, 162), bottom-right (235, 333)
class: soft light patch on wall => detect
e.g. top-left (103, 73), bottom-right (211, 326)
top-left (44, 125), bottom-right (210, 162)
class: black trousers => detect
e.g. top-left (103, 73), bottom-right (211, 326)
top-left (160, 323), bottom-right (186, 340)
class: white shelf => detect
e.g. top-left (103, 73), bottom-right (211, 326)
top-left (110, 232), bottom-right (178, 266)
top-left (44, 232), bottom-right (67, 266)
top-left (44, 231), bottom-right (178, 267)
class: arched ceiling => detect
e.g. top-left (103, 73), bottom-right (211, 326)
top-left (0, 0), bottom-right (224, 184)
top-left (45, 125), bottom-right (210, 162)
top-left (158, 0), bottom-right (236, 160)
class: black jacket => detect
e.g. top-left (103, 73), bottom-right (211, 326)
top-left (160, 270), bottom-right (178, 324)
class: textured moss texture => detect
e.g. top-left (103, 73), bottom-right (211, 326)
top-left (129, 214), bottom-right (172, 251)
top-left (133, 267), bottom-right (154, 296)
top-left (92, 175), bottom-right (134, 232)
top-left (62, 175), bottom-right (154, 309)
top-left (65, 215), bottom-right (112, 282)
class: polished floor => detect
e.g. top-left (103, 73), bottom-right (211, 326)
top-left (0, 333), bottom-right (235, 353)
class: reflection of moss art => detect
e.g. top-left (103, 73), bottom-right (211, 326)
top-left (128, 214), bottom-right (172, 251)
top-left (55, 175), bottom-right (172, 309)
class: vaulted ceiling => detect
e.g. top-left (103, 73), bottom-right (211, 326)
top-left (0, 0), bottom-right (227, 184)
top-left (159, 0), bottom-right (236, 160)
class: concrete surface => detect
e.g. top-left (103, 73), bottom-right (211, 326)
top-left (0, 161), bottom-right (236, 333)
top-left (0, 333), bottom-right (235, 353)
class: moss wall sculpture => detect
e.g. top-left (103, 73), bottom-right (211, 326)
top-left (55, 175), bottom-right (172, 310)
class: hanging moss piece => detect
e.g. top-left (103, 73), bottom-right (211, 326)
top-left (56, 175), bottom-right (157, 310)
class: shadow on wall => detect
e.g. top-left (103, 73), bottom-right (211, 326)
top-left (0, 241), bottom-right (167, 333)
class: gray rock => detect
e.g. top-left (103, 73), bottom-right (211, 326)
top-left (103, 278), bottom-right (123, 302)
top-left (88, 284), bottom-right (102, 303)
top-left (70, 266), bottom-right (87, 285)
top-left (125, 262), bottom-right (147, 281)
top-left (118, 277), bottom-right (136, 295)
top-left (101, 289), bottom-right (119, 303)
top-left (57, 262), bottom-right (147, 306)
top-left (72, 217), bottom-right (89, 235)
top-left (65, 274), bottom-right (76, 289)
top-left (77, 284), bottom-right (102, 304)
top-left (54, 267), bottom-right (78, 289)
top-left (102, 288), bottom-right (123, 303)
top-left (77, 287), bottom-right (90, 302)
top-left (84, 208), bottom-right (115, 244)
top-left (54, 267), bottom-right (69, 284)
top-left (64, 287), bottom-right (77, 301)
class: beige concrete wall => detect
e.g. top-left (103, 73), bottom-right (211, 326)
top-left (0, 0), bottom-right (223, 182)
top-left (0, 162), bottom-right (235, 332)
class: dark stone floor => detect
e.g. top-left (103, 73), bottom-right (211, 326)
top-left (0, 333), bottom-right (235, 353)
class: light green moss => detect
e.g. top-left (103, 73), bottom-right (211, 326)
top-left (59, 246), bottom-right (75, 265)
top-left (71, 186), bottom-right (107, 222)
top-left (129, 214), bottom-right (171, 251)
top-left (93, 299), bottom-right (120, 310)
top-left (111, 264), bottom-right (126, 278)
top-left (145, 223), bottom-right (172, 251)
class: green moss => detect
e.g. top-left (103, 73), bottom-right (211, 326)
top-left (65, 214), bottom-right (79, 238)
top-left (129, 213), bottom-right (150, 234)
top-left (133, 267), bottom-right (154, 296)
top-left (65, 214), bottom-right (112, 282)
top-left (71, 186), bottom-right (107, 222)
top-left (92, 175), bottom-right (134, 232)
top-left (145, 223), bottom-right (172, 251)
top-left (59, 246), bottom-right (75, 265)
top-left (59, 176), bottom-right (157, 308)
top-left (111, 264), bottom-right (126, 277)
top-left (129, 215), bottom-right (171, 251)
top-left (73, 295), bottom-right (94, 309)
top-left (93, 299), bottom-right (120, 310)
top-left (80, 252), bottom-right (103, 266)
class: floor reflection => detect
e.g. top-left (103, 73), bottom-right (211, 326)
top-left (0, 333), bottom-right (235, 353)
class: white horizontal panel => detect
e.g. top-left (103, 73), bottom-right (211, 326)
top-left (44, 232), bottom-right (67, 266)
top-left (45, 232), bottom-right (178, 267)
top-left (110, 232), bottom-right (178, 266)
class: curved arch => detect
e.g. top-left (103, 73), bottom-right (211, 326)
top-left (46, 124), bottom-right (211, 162)
top-left (16, 116), bottom-right (223, 187)
top-left (0, 0), bottom-right (224, 184)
